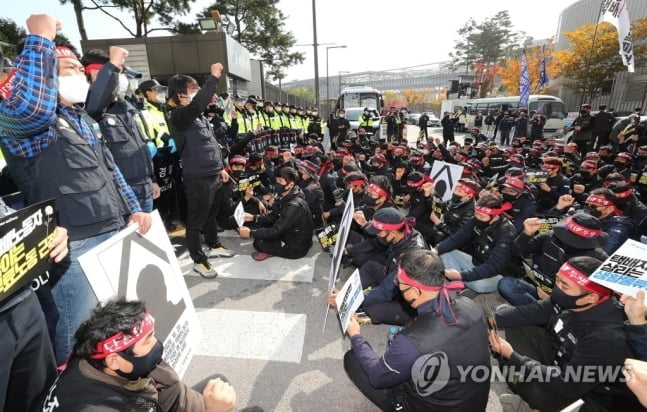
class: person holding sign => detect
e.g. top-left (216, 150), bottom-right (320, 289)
top-left (490, 257), bottom-right (642, 411)
top-left (0, 14), bottom-right (152, 365)
top-left (41, 298), bottom-right (236, 412)
top-left (499, 214), bottom-right (608, 307)
top-left (0, 202), bottom-right (69, 412)
top-left (343, 249), bottom-right (490, 411)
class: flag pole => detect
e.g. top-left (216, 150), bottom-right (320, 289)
top-left (580, 0), bottom-right (607, 106)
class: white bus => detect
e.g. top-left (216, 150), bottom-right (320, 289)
top-left (465, 95), bottom-right (566, 136)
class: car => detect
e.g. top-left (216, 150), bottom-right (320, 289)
top-left (424, 112), bottom-right (441, 127)
top-left (407, 113), bottom-right (421, 125)
top-left (345, 107), bottom-right (380, 135)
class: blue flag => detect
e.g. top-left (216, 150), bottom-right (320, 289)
top-left (539, 45), bottom-right (548, 91)
top-left (519, 52), bottom-right (530, 107)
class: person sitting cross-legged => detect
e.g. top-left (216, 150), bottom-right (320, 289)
top-left (237, 166), bottom-right (314, 261)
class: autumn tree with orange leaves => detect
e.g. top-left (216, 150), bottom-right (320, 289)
top-left (499, 19), bottom-right (647, 102)
top-left (498, 41), bottom-right (558, 96)
top-left (550, 19), bottom-right (647, 102)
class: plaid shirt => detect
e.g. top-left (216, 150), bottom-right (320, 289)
top-left (0, 35), bottom-right (141, 213)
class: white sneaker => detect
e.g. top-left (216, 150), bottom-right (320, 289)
top-left (205, 246), bottom-right (235, 258)
top-left (193, 262), bottom-right (218, 279)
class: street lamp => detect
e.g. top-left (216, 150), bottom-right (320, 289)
top-left (326, 45), bottom-right (347, 103)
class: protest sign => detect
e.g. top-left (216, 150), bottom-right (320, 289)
top-left (0, 199), bottom-right (56, 303)
top-left (234, 202), bottom-right (245, 228)
top-left (430, 161), bottom-right (464, 201)
top-left (335, 269), bottom-right (364, 333)
top-left (590, 239), bottom-right (647, 303)
top-left (79, 210), bottom-right (201, 378)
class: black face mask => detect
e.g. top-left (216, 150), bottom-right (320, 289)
top-left (474, 218), bottom-right (490, 228)
top-left (451, 194), bottom-right (463, 203)
top-left (501, 192), bottom-right (518, 203)
top-left (116, 340), bottom-right (164, 381)
top-left (332, 159), bottom-right (343, 170)
top-left (580, 171), bottom-right (592, 180)
top-left (551, 287), bottom-right (590, 310)
top-left (614, 161), bottom-right (628, 169)
top-left (376, 234), bottom-right (391, 246)
top-left (230, 170), bottom-right (243, 179)
top-left (363, 195), bottom-right (379, 207)
top-left (274, 182), bottom-right (290, 194)
top-left (580, 110), bottom-right (589, 115)
top-left (584, 204), bottom-right (603, 219)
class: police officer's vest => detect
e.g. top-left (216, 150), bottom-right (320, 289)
top-left (28, 110), bottom-right (129, 240)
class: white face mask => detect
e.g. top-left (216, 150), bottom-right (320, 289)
top-left (118, 74), bottom-right (129, 95)
top-left (58, 74), bottom-right (90, 104)
top-left (155, 92), bottom-right (167, 103)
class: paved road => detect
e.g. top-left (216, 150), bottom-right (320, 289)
top-left (175, 125), bottom-right (509, 411)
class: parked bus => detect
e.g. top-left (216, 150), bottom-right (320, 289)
top-left (335, 86), bottom-right (383, 113)
top-left (465, 95), bottom-right (566, 136)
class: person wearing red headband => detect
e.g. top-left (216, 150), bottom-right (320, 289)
top-left (435, 193), bottom-right (519, 294)
top-left (498, 177), bottom-right (536, 234)
top-left (536, 156), bottom-right (570, 213)
top-left (571, 159), bottom-right (604, 205)
top-left (490, 256), bottom-right (641, 411)
top-left (342, 249), bottom-right (490, 411)
top-left (0, 14), bottom-right (152, 365)
top-left (42, 299), bottom-right (236, 412)
top-left (426, 178), bottom-right (478, 246)
top-left (499, 213), bottom-right (608, 307)
top-left (583, 188), bottom-right (632, 254)
top-left (606, 180), bottom-right (647, 239)
top-left (330, 207), bottom-right (428, 325)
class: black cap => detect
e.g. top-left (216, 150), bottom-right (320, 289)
top-left (365, 208), bottom-right (405, 235)
top-left (552, 213), bottom-right (608, 249)
top-left (246, 97), bottom-right (257, 105)
top-left (138, 79), bottom-right (161, 93)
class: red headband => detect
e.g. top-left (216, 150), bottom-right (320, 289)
top-left (89, 311), bottom-right (155, 359)
top-left (456, 182), bottom-right (478, 195)
top-left (613, 188), bottom-right (632, 199)
top-left (55, 46), bottom-right (78, 61)
top-left (580, 160), bottom-right (598, 170)
top-left (564, 216), bottom-right (602, 238)
top-left (407, 175), bottom-right (434, 188)
top-left (85, 63), bottom-right (104, 72)
top-left (367, 183), bottom-right (389, 199)
top-left (559, 262), bottom-right (611, 300)
top-left (348, 179), bottom-right (366, 187)
top-left (543, 163), bottom-right (561, 170)
top-left (0, 69), bottom-right (16, 100)
top-left (397, 266), bottom-right (465, 325)
top-left (586, 195), bottom-right (614, 207)
top-left (504, 178), bottom-right (526, 191)
top-left (475, 205), bottom-right (503, 216)
top-left (371, 217), bottom-right (405, 232)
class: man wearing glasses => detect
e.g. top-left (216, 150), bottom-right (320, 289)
top-left (342, 249), bottom-right (490, 411)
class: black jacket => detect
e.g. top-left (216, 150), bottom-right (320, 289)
top-left (252, 186), bottom-right (313, 250)
top-left (496, 299), bottom-right (641, 410)
top-left (437, 216), bottom-right (519, 282)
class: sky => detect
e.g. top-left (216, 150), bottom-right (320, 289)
top-left (3, 0), bottom-right (579, 82)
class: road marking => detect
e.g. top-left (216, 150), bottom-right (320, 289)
top-left (196, 308), bottom-right (307, 363)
